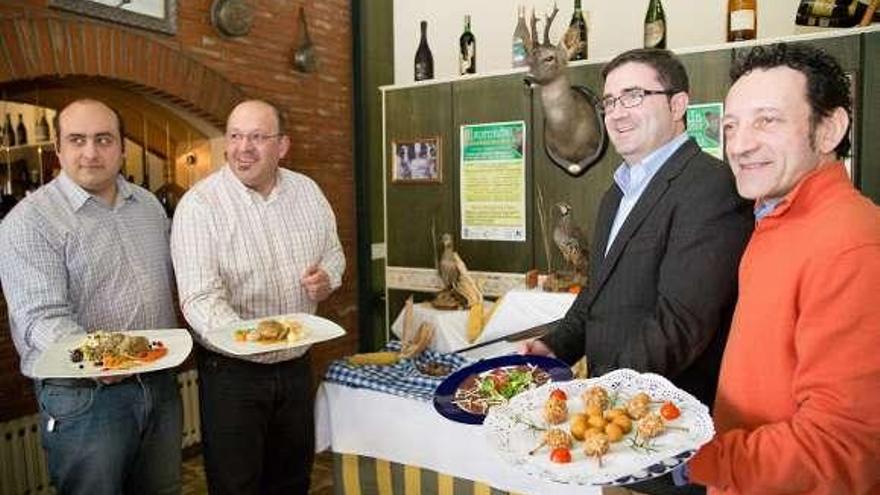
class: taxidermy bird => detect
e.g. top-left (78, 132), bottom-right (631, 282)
top-left (553, 202), bottom-right (589, 276)
top-left (434, 233), bottom-right (484, 342)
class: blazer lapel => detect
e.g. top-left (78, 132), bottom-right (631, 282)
top-left (591, 139), bottom-right (700, 298)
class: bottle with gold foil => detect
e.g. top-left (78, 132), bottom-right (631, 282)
top-left (644, 0), bottom-right (667, 49)
top-left (568, 0), bottom-right (588, 61)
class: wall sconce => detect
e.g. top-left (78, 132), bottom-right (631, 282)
top-left (185, 153), bottom-right (197, 166)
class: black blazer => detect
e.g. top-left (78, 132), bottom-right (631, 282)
top-left (542, 139), bottom-right (753, 408)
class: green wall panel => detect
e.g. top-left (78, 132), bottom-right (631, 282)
top-left (452, 74), bottom-right (535, 273)
top-left (385, 83), bottom-right (455, 268)
top-left (530, 62), bottom-right (615, 274)
top-left (860, 31), bottom-right (879, 203)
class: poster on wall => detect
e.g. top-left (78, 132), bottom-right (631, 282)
top-left (460, 121), bottom-right (526, 242)
top-left (686, 102), bottom-right (723, 160)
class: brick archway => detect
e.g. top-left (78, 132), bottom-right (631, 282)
top-left (0, 13), bottom-right (244, 127)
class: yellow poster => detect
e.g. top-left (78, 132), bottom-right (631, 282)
top-left (460, 121), bottom-right (526, 241)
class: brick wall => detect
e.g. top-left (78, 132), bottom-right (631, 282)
top-left (0, 0), bottom-right (357, 420)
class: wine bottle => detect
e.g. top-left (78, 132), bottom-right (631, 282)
top-left (15, 114), bottom-right (27, 145)
top-left (459, 15), bottom-right (476, 75)
top-left (644, 0), bottom-right (667, 49)
top-left (35, 109), bottom-right (50, 142)
top-left (512, 6), bottom-right (531, 68)
top-left (414, 20), bottom-right (434, 81)
top-left (1, 114), bottom-right (15, 147)
top-left (727, 0), bottom-right (757, 42)
top-left (568, 0), bottom-right (588, 61)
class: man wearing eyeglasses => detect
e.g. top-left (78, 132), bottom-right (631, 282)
top-left (522, 49), bottom-right (752, 495)
top-left (171, 99), bottom-right (345, 494)
top-left (0, 99), bottom-right (183, 494)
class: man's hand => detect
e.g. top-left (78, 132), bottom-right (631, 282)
top-left (518, 338), bottom-right (556, 357)
top-left (301, 264), bottom-right (332, 302)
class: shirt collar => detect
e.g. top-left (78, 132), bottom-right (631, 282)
top-left (56, 172), bottom-right (134, 211)
top-left (221, 164), bottom-right (284, 203)
top-left (756, 161), bottom-right (846, 222)
top-left (613, 132), bottom-right (688, 196)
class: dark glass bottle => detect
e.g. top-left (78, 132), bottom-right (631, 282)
top-left (35, 110), bottom-right (50, 142)
top-left (459, 15), bottom-right (476, 75)
top-left (15, 113), bottom-right (27, 145)
top-left (1, 113), bottom-right (15, 147)
top-left (414, 21), bottom-right (434, 81)
top-left (644, 0), bottom-right (667, 49)
top-left (568, 0), bottom-right (588, 61)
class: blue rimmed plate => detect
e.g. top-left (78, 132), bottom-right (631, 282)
top-left (433, 354), bottom-right (573, 425)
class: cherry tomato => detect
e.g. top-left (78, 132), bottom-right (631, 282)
top-left (549, 388), bottom-right (568, 402)
top-left (550, 447), bottom-right (572, 463)
top-left (660, 401), bottom-right (681, 420)
top-left (568, 284), bottom-right (582, 294)
top-left (490, 370), bottom-right (509, 390)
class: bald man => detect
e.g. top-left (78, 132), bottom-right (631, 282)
top-left (171, 100), bottom-right (345, 495)
top-left (0, 98), bottom-right (182, 494)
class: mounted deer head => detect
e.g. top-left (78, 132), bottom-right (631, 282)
top-left (524, 3), bottom-right (606, 176)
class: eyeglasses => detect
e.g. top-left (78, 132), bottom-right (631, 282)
top-left (226, 132), bottom-right (282, 145)
top-left (599, 88), bottom-right (677, 113)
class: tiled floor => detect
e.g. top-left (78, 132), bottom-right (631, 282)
top-left (181, 451), bottom-right (334, 495)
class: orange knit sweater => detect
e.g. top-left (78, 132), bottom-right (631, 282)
top-left (689, 163), bottom-right (880, 495)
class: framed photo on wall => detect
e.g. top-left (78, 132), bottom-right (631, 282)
top-left (391, 137), bottom-right (442, 183)
top-left (49, 0), bottom-right (177, 35)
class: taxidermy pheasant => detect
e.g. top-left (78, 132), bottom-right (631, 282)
top-left (434, 233), bottom-right (484, 342)
top-left (553, 202), bottom-right (589, 277)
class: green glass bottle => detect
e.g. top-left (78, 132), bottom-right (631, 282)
top-left (568, 0), bottom-right (588, 61)
top-left (644, 0), bottom-right (667, 49)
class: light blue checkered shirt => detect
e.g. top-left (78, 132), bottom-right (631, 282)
top-left (0, 172), bottom-right (178, 378)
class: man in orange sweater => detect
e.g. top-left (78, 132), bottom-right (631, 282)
top-left (685, 43), bottom-right (880, 494)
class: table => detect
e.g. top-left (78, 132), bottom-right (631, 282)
top-left (390, 289), bottom-right (576, 353)
top-left (315, 382), bottom-right (600, 495)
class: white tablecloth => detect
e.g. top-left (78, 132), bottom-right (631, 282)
top-left (390, 288), bottom-right (576, 353)
top-left (315, 382), bottom-right (599, 495)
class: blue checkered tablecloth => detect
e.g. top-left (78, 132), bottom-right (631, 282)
top-left (324, 341), bottom-right (472, 401)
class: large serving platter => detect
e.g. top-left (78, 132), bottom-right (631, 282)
top-left (483, 368), bottom-right (715, 486)
top-left (433, 354), bottom-right (573, 425)
top-left (33, 329), bottom-right (192, 379)
top-left (206, 313), bottom-right (346, 356)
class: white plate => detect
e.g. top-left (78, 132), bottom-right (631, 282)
top-left (32, 329), bottom-right (193, 379)
top-left (206, 313), bottom-right (346, 356)
top-left (483, 368), bottom-right (715, 487)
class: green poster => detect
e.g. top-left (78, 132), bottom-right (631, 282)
top-left (687, 102), bottom-right (724, 160)
top-left (460, 121), bottom-right (526, 242)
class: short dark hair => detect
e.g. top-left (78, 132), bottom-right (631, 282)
top-left (730, 43), bottom-right (851, 158)
top-left (601, 48), bottom-right (690, 94)
top-left (54, 98), bottom-right (126, 151)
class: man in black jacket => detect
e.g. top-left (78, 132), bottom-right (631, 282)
top-left (522, 49), bottom-right (753, 494)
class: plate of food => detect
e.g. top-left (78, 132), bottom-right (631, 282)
top-left (483, 368), bottom-right (715, 487)
top-left (433, 354), bottom-right (573, 425)
top-left (32, 329), bottom-right (193, 379)
top-left (206, 313), bottom-right (346, 356)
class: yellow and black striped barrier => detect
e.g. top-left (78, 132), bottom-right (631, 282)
top-left (333, 453), bottom-right (524, 495)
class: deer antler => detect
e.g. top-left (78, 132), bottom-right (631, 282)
top-left (529, 8), bottom-right (539, 50)
top-left (544, 3), bottom-right (559, 46)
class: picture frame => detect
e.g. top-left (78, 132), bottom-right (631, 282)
top-left (391, 137), bottom-right (442, 183)
top-left (49, 0), bottom-right (177, 35)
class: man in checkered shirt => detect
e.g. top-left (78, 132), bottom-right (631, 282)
top-left (171, 99), bottom-right (345, 495)
top-left (0, 99), bottom-right (182, 494)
